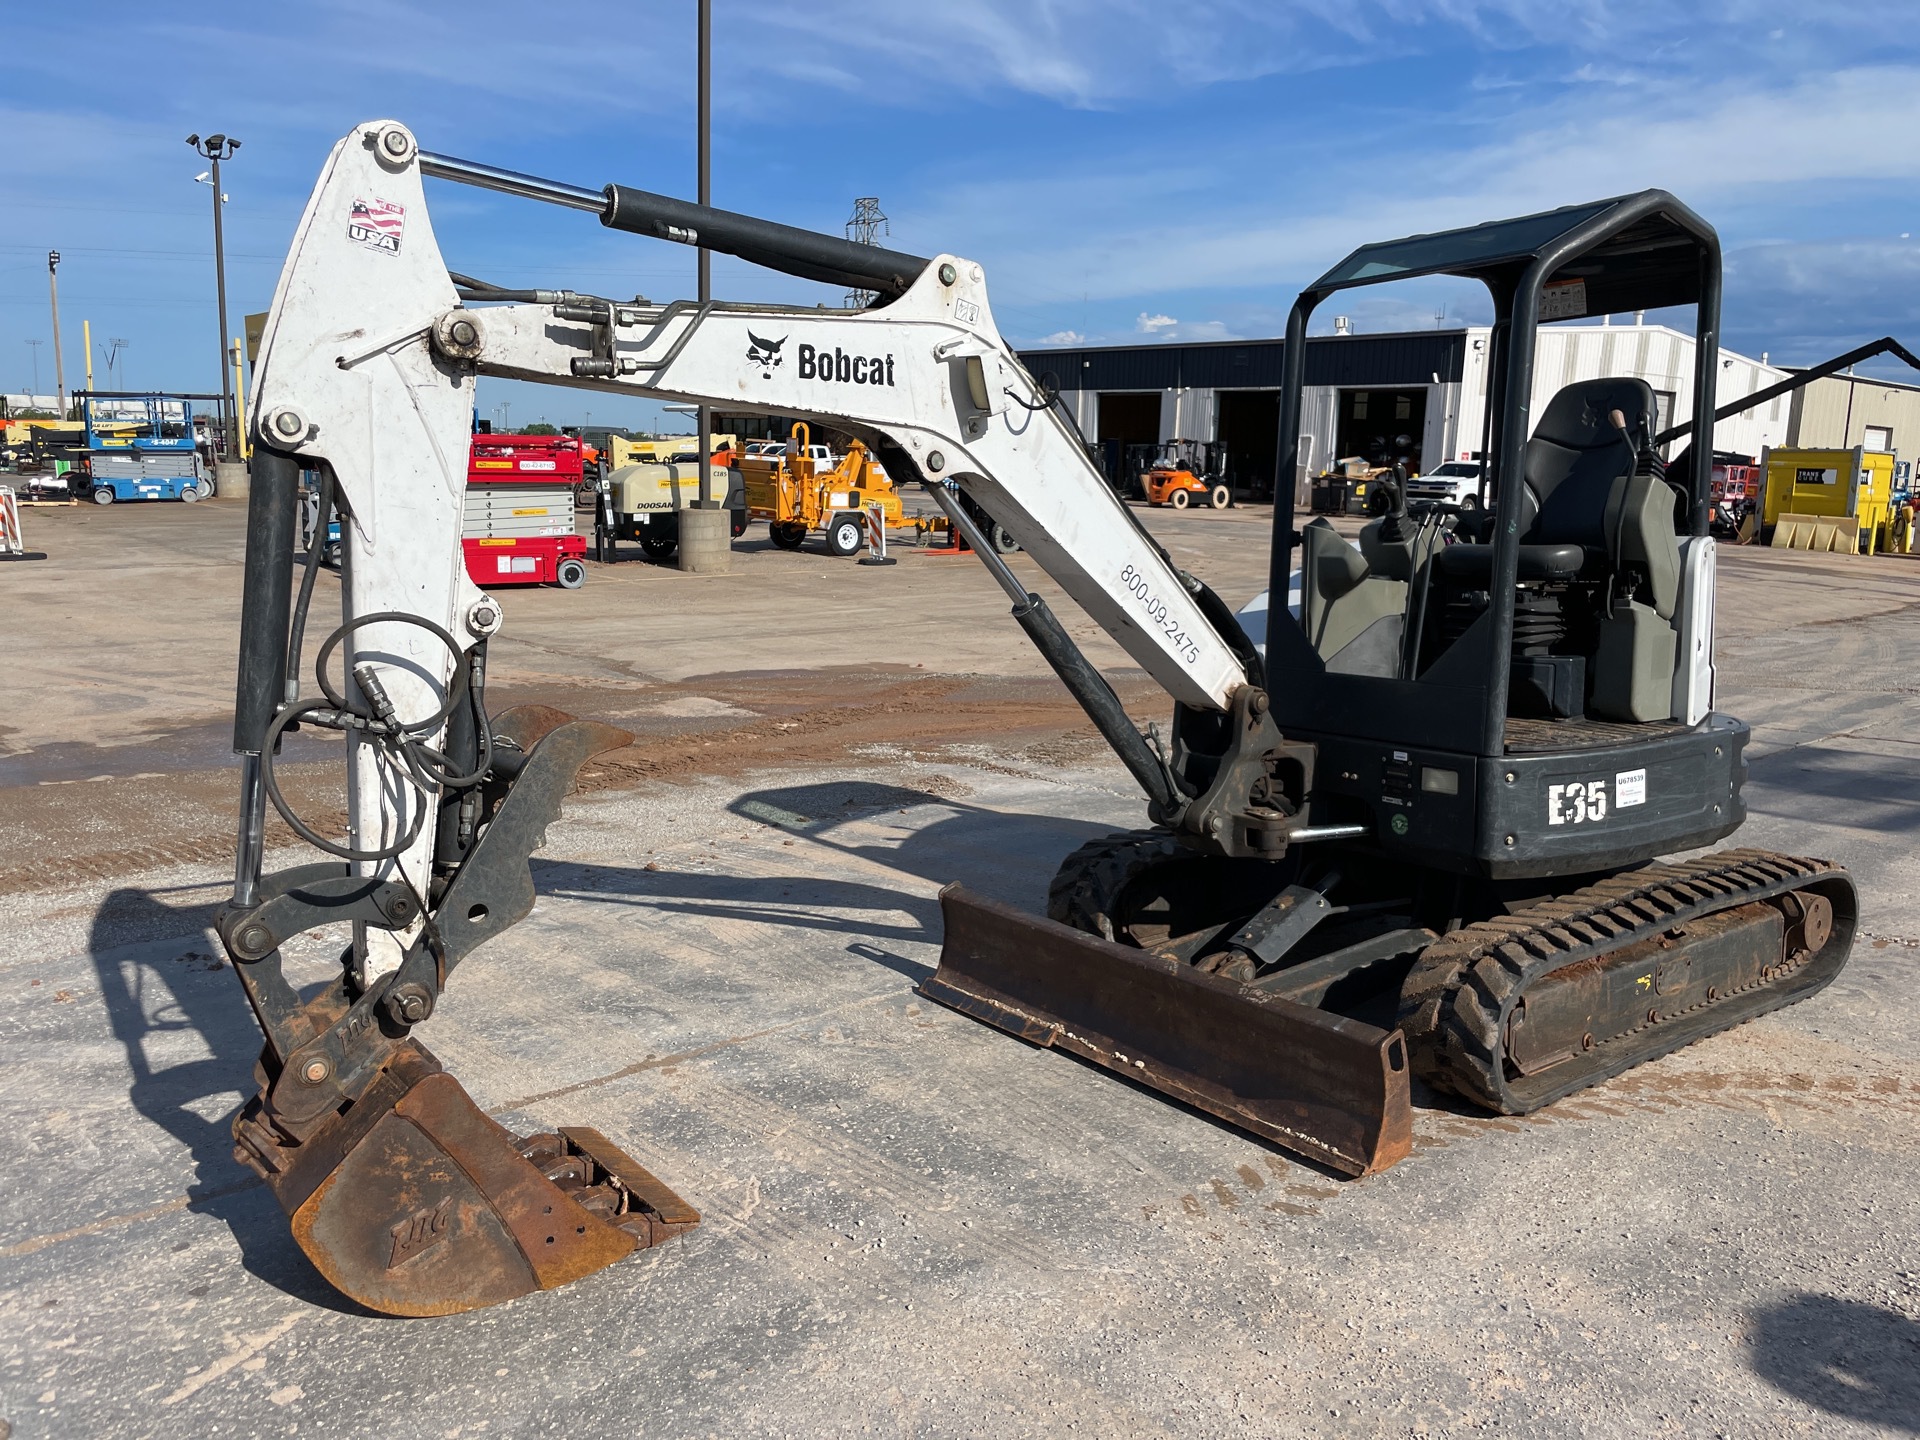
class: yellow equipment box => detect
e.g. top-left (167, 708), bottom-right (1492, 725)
top-left (1761, 445), bottom-right (1897, 554)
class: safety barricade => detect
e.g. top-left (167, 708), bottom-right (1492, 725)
top-left (0, 486), bottom-right (24, 556)
top-left (857, 499), bottom-right (897, 566)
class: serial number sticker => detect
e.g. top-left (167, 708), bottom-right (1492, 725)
top-left (1546, 780), bottom-right (1608, 826)
top-left (1119, 563), bottom-right (1201, 665)
top-left (1616, 768), bottom-right (1647, 808)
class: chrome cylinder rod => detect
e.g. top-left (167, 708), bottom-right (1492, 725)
top-left (418, 152), bottom-right (606, 213)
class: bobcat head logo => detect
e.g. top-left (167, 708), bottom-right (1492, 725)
top-left (746, 330), bottom-right (786, 379)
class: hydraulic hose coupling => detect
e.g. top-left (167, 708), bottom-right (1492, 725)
top-left (354, 664), bottom-right (400, 731)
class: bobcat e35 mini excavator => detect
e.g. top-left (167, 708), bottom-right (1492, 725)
top-left (221, 120), bottom-right (1856, 1316)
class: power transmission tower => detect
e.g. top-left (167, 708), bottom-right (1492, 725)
top-left (843, 197), bottom-right (889, 309)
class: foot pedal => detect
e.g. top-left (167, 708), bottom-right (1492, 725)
top-left (238, 1043), bottom-right (698, 1316)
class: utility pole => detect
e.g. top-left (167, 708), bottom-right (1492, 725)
top-left (696, 0), bottom-right (713, 511)
top-left (83, 319), bottom-right (94, 392)
top-left (188, 133), bottom-right (241, 457)
top-left (842, 198), bottom-right (889, 308)
top-left (48, 251), bottom-right (65, 415)
top-left (26, 339), bottom-right (41, 403)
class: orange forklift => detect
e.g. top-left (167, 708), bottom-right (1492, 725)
top-left (1139, 439), bottom-right (1231, 509)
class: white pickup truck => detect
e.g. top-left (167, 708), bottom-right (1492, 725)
top-left (1404, 459), bottom-right (1484, 509)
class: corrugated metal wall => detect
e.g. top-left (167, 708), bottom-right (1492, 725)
top-left (1027, 323), bottom-right (1791, 486)
top-left (1787, 375), bottom-right (1920, 461)
top-left (1526, 325), bottom-right (1788, 457)
top-left (1021, 330), bottom-right (1468, 395)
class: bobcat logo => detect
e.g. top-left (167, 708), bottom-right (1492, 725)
top-left (746, 330), bottom-right (786, 379)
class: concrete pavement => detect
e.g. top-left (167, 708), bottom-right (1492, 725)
top-left (0, 498), bottom-right (1916, 1437)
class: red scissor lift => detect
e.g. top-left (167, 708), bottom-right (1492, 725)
top-left (463, 434), bottom-right (589, 588)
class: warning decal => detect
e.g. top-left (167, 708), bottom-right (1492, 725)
top-left (348, 197), bottom-right (407, 256)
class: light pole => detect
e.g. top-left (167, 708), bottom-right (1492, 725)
top-left (696, 0), bottom-right (712, 510)
top-left (26, 339), bottom-right (41, 403)
top-left (48, 251), bottom-right (66, 415)
top-left (187, 132), bottom-right (240, 457)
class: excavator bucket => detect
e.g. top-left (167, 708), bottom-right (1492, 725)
top-left (238, 1041), bottom-right (697, 1317)
top-left (922, 886), bottom-right (1412, 1177)
top-left (225, 707), bottom-right (698, 1317)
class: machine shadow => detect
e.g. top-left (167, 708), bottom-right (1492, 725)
top-left (1745, 745), bottom-right (1920, 835)
top-left (87, 886), bottom-right (376, 1315)
top-left (539, 779), bottom-right (1119, 945)
top-left (1747, 1292), bottom-right (1920, 1434)
top-left (726, 779), bottom-right (1120, 901)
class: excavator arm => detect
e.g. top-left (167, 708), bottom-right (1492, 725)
top-left (220, 121), bottom-right (1404, 1317)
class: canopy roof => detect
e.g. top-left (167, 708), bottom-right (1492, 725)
top-left (1310, 191), bottom-right (1716, 318)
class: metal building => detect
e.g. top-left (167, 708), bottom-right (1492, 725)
top-left (1020, 323), bottom-right (1789, 502)
top-left (1784, 370), bottom-right (1920, 464)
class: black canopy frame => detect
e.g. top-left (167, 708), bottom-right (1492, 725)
top-left (1268, 191), bottom-right (1722, 757)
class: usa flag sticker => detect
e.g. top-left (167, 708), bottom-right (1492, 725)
top-left (347, 197), bottom-right (406, 256)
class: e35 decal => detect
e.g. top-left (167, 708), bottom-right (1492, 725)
top-left (1546, 780), bottom-right (1609, 825)
top-left (1546, 767), bottom-right (1647, 826)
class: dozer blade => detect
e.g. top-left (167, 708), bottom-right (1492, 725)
top-left (923, 885), bottom-right (1412, 1177)
top-left (238, 1042), bottom-right (697, 1317)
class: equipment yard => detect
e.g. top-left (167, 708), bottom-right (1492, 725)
top-left (2, 498), bottom-right (1917, 1438)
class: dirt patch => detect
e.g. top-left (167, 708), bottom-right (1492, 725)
top-left (0, 667), bottom-right (1160, 897)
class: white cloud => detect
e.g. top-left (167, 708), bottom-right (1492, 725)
top-left (1128, 313), bottom-right (1245, 343)
top-left (925, 61), bottom-right (1920, 316)
top-left (721, 0), bottom-right (1855, 110)
top-left (1037, 329), bottom-right (1087, 345)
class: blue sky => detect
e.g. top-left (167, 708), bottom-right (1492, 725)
top-left (5, 1), bottom-right (1917, 432)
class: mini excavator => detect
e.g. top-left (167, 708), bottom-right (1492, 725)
top-left (222, 120), bottom-right (1856, 1316)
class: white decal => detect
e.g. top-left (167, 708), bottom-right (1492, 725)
top-left (1547, 780), bottom-right (1609, 826)
top-left (1538, 278), bottom-right (1587, 320)
top-left (347, 197), bottom-right (406, 256)
top-left (954, 298), bottom-right (981, 325)
top-left (1118, 563), bottom-right (1201, 665)
top-left (1616, 768), bottom-right (1647, 808)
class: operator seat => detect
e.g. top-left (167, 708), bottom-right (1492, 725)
top-left (1431, 376), bottom-right (1684, 720)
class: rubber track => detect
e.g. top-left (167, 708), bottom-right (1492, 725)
top-left (1045, 829), bottom-right (1188, 938)
top-left (1398, 847), bottom-right (1855, 1114)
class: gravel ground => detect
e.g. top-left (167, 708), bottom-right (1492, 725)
top-left (0, 498), bottom-right (1915, 1438)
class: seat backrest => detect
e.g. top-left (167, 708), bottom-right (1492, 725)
top-left (1521, 377), bottom-right (1652, 546)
